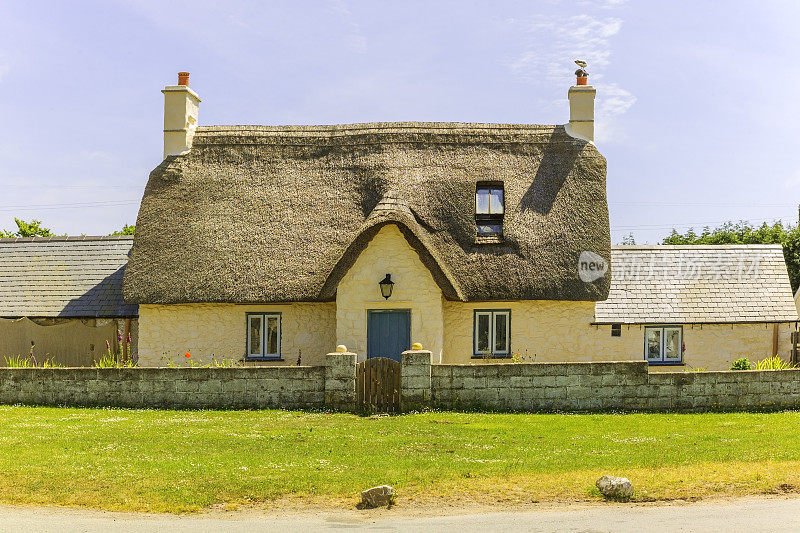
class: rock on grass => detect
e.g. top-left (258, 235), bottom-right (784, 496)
top-left (596, 475), bottom-right (633, 500)
top-left (361, 485), bottom-right (394, 508)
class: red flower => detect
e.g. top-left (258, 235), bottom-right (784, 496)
top-left (185, 352), bottom-right (191, 358)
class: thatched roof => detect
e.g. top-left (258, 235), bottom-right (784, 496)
top-left (0, 236), bottom-right (137, 318)
top-left (124, 122), bottom-right (609, 304)
top-left (595, 245), bottom-right (798, 324)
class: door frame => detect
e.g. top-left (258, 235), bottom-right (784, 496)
top-left (366, 308), bottom-right (411, 360)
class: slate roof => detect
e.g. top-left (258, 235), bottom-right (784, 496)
top-left (0, 236), bottom-right (137, 318)
top-left (595, 245), bottom-right (798, 324)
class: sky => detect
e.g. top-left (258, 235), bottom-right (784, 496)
top-left (1, 0), bottom-right (799, 243)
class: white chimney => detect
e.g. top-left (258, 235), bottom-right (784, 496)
top-left (566, 70), bottom-right (596, 143)
top-left (162, 72), bottom-right (201, 159)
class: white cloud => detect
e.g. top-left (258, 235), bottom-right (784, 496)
top-left (327, 0), bottom-right (368, 54)
top-left (80, 150), bottom-right (115, 162)
top-left (0, 53), bottom-right (10, 82)
top-left (783, 169), bottom-right (800, 190)
top-left (502, 7), bottom-right (633, 143)
top-left (506, 15), bottom-right (623, 83)
top-left (595, 82), bottom-right (636, 143)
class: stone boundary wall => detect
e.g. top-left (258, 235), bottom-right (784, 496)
top-left (0, 367), bottom-right (325, 410)
top-left (431, 360), bottom-right (800, 412)
top-left (325, 351), bottom-right (357, 409)
top-left (401, 351), bottom-right (432, 410)
top-left (2, 350), bottom-right (800, 412)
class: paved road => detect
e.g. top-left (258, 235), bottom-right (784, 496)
top-left (1, 496), bottom-right (799, 532)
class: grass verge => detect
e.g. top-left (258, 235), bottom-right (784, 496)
top-left (0, 407), bottom-right (798, 512)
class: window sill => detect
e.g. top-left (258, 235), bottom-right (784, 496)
top-left (647, 361), bottom-right (684, 366)
top-left (472, 355), bottom-right (512, 359)
top-left (474, 235), bottom-right (505, 245)
top-left (244, 357), bottom-right (283, 362)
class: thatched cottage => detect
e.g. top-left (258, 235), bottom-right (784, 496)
top-left (122, 73), bottom-right (797, 370)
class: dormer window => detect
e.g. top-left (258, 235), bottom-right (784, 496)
top-left (476, 183), bottom-right (504, 235)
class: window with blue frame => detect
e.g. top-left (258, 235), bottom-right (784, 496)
top-left (247, 313), bottom-right (281, 359)
top-left (473, 310), bottom-right (511, 357)
top-left (644, 326), bottom-right (682, 364)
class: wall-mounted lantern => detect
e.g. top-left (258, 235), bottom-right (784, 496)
top-left (379, 273), bottom-right (394, 300)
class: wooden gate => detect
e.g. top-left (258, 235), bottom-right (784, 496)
top-left (356, 357), bottom-right (401, 412)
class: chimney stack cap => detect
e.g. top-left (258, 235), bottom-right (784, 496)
top-left (573, 59), bottom-right (588, 85)
top-left (178, 72), bottom-right (190, 86)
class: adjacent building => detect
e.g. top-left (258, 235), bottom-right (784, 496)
top-left (0, 236), bottom-right (138, 365)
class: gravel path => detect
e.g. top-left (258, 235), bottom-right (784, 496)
top-left (1, 496), bottom-right (799, 532)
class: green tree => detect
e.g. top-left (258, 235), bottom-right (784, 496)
top-left (663, 220), bottom-right (800, 292)
top-left (1, 218), bottom-right (57, 238)
top-left (111, 224), bottom-right (135, 235)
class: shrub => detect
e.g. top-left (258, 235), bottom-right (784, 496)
top-left (94, 352), bottom-right (135, 368)
top-left (93, 340), bottom-right (135, 368)
top-left (159, 353), bottom-right (241, 367)
top-left (3, 354), bottom-right (62, 368)
top-left (3, 355), bottom-right (32, 368)
top-left (754, 356), bottom-right (795, 370)
top-left (730, 358), bottom-right (752, 370)
top-left (207, 358), bottom-right (241, 367)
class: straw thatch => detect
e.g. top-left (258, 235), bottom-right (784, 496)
top-left (123, 122), bottom-right (610, 304)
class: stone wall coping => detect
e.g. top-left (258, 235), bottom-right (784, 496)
top-left (0, 366), bottom-right (325, 371)
top-left (435, 360), bottom-right (645, 367)
top-left (650, 368), bottom-right (800, 375)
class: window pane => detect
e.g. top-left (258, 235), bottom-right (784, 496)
top-left (476, 188), bottom-right (490, 214)
top-left (477, 223), bottom-right (503, 235)
top-left (248, 316), bottom-right (262, 356)
top-left (266, 316), bottom-right (279, 355)
top-left (645, 328), bottom-right (662, 360)
top-left (494, 312), bottom-right (509, 353)
top-left (476, 313), bottom-right (490, 352)
top-left (489, 188), bottom-right (504, 214)
top-left (664, 328), bottom-right (681, 360)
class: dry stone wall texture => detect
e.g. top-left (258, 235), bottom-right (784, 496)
top-left (1, 358), bottom-right (800, 412)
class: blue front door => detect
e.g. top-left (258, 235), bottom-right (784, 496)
top-left (367, 309), bottom-right (411, 362)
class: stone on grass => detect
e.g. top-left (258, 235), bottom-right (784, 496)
top-left (361, 485), bottom-right (394, 508)
top-left (596, 475), bottom-right (633, 500)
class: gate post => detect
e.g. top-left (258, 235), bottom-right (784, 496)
top-left (401, 349), bottom-right (432, 412)
top-left (325, 349), bottom-right (357, 410)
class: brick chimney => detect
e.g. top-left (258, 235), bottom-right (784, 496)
top-left (566, 70), bottom-right (596, 142)
top-left (162, 72), bottom-right (201, 158)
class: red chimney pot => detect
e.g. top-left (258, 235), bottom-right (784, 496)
top-left (576, 75), bottom-right (588, 86)
top-left (178, 72), bottom-right (190, 86)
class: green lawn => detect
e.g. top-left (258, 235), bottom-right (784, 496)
top-left (0, 406), bottom-right (799, 512)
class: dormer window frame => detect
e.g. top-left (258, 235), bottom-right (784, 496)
top-left (475, 181), bottom-right (505, 239)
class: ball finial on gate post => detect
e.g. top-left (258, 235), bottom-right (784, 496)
top-left (411, 342), bottom-right (423, 350)
top-left (335, 344), bottom-right (348, 353)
